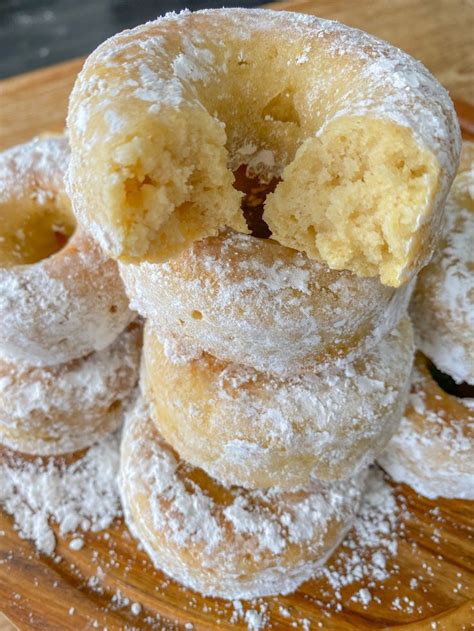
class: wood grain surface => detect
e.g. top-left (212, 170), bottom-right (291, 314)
top-left (0, 1), bottom-right (473, 629)
top-left (0, 476), bottom-right (473, 630)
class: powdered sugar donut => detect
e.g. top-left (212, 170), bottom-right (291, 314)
top-left (410, 142), bottom-right (474, 384)
top-left (142, 318), bottom-right (414, 489)
top-left (378, 353), bottom-right (474, 500)
top-left (67, 9), bottom-right (459, 286)
top-left (120, 397), bottom-right (367, 599)
top-left (120, 230), bottom-right (412, 375)
top-left (0, 322), bottom-right (142, 456)
top-left (0, 136), bottom-right (132, 367)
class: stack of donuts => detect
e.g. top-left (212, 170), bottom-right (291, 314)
top-left (64, 8), bottom-right (464, 599)
top-left (0, 135), bottom-right (141, 456)
top-left (2, 7), bottom-right (463, 600)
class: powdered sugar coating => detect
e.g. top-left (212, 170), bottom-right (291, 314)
top-left (67, 8), bottom-right (459, 281)
top-left (120, 397), bottom-right (368, 600)
top-left (0, 323), bottom-right (142, 455)
top-left (378, 353), bottom-right (474, 500)
top-left (120, 230), bottom-right (413, 375)
top-left (0, 136), bottom-right (133, 366)
top-left (143, 317), bottom-right (414, 489)
top-left (70, 8), bottom-right (460, 171)
top-left (410, 142), bottom-right (474, 384)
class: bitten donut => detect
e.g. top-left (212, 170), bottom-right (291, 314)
top-left (410, 142), bottom-right (474, 384)
top-left (120, 398), bottom-right (367, 599)
top-left (378, 353), bottom-right (474, 500)
top-left (120, 230), bottom-right (412, 375)
top-left (67, 9), bottom-right (460, 286)
top-left (0, 136), bottom-right (132, 366)
top-left (0, 323), bottom-right (142, 456)
top-left (142, 317), bottom-right (414, 489)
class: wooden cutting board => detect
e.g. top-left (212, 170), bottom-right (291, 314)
top-left (0, 1), bottom-right (473, 629)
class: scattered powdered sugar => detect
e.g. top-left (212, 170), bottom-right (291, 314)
top-left (318, 467), bottom-right (399, 599)
top-left (0, 433), bottom-right (121, 555)
top-left (0, 426), bottom-right (439, 629)
top-left (244, 607), bottom-right (268, 630)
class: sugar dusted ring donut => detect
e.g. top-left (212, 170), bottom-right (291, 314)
top-left (67, 8), bottom-right (459, 286)
top-left (121, 230), bottom-right (413, 375)
top-left (378, 353), bottom-right (474, 500)
top-left (120, 397), bottom-right (367, 599)
top-left (409, 141), bottom-right (474, 385)
top-left (0, 136), bottom-right (133, 366)
top-left (142, 317), bottom-right (414, 489)
top-left (0, 322), bottom-right (142, 456)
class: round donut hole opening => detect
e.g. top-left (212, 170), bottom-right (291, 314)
top-left (232, 164), bottom-right (280, 239)
top-left (427, 360), bottom-right (474, 399)
top-left (0, 194), bottom-right (76, 267)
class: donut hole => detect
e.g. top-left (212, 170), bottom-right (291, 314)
top-left (232, 165), bottom-right (279, 238)
top-left (264, 117), bottom-right (440, 286)
top-left (0, 194), bottom-right (76, 267)
top-left (427, 360), bottom-right (474, 399)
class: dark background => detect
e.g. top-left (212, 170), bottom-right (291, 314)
top-left (0, 0), bottom-right (270, 78)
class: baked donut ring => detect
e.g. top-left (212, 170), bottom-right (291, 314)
top-left (142, 317), bottom-right (414, 489)
top-left (410, 141), bottom-right (474, 385)
top-left (378, 353), bottom-right (474, 500)
top-left (120, 398), bottom-right (367, 599)
top-left (0, 322), bottom-right (142, 456)
top-left (67, 9), bottom-right (459, 286)
top-left (0, 136), bottom-right (132, 366)
top-left (120, 230), bottom-right (413, 375)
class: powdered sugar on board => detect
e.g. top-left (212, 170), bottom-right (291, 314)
top-left (0, 432), bottom-right (121, 555)
top-left (1, 442), bottom-right (472, 628)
